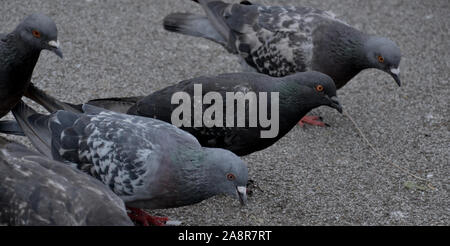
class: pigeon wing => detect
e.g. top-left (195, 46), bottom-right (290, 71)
top-left (225, 5), bottom-right (342, 76)
top-left (52, 106), bottom-right (200, 202)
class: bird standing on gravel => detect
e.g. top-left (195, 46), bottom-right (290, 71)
top-left (125, 72), bottom-right (342, 156)
top-left (0, 137), bottom-right (133, 226)
top-left (26, 71), bottom-right (342, 156)
top-left (163, 0), bottom-right (402, 126)
top-left (5, 101), bottom-right (248, 226)
top-left (0, 13), bottom-right (62, 118)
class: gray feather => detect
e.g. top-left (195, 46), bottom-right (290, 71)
top-left (0, 137), bottom-right (133, 226)
top-left (196, 0), bottom-right (235, 51)
top-left (25, 83), bottom-right (82, 113)
top-left (10, 101), bottom-right (53, 158)
top-left (0, 120), bottom-right (25, 136)
top-left (164, 13), bottom-right (227, 46)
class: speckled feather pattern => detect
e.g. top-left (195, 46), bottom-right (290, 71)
top-left (51, 107), bottom-right (200, 202)
top-left (210, 4), bottom-right (347, 77)
top-left (232, 6), bottom-right (340, 76)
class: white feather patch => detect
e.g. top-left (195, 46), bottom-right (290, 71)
top-left (390, 67), bottom-right (400, 75)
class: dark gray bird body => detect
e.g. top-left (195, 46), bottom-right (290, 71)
top-left (0, 137), bottom-right (133, 226)
top-left (22, 71), bottom-right (342, 156)
top-left (0, 35), bottom-right (40, 117)
top-left (0, 14), bottom-right (62, 118)
top-left (5, 101), bottom-right (248, 210)
top-left (127, 72), bottom-right (342, 156)
top-left (163, 0), bottom-right (402, 88)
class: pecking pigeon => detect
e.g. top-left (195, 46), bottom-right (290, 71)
top-left (0, 13), bottom-right (62, 118)
top-left (0, 136), bottom-right (133, 226)
top-left (163, 0), bottom-right (401, 126)
top-left (4, 100), bottom-right (248, 226)
top-left (127, 71), bottom-right (342, 156)
top-left (24, 71), bottom-right (342, 157)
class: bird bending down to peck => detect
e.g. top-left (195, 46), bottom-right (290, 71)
top-left (23, 70), bottom-right (342, 157)
top-left (3, 101), bottom-right (248, 226)
top-left (0, 13), bottom-right (62, 118)
top-left (163, 0), bottom-right (402, 126)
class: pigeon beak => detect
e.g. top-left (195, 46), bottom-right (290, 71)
top-left (329, 96), bottom-right (343, 114)
top-left (236, 186), bottom-right (247, 206)
top-left (48, 40), bottom-right (63, 58)
top-left (389, 67), bottom-right (401, 87)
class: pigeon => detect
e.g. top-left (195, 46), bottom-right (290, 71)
top-left (24, 71), bottom-right (342, 157)
top-left (4, 100), bottom-right (248, 226)
top-left (0, 136), bottom-right (133, 226)
top-left (163, 0), bottom-right (402, 125)
top-left (128, 72), bottom-right (342, 156)
top-left (0, 13), bottom-right (62, 118)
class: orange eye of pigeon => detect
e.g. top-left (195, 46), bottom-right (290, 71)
top-left (315, 85), bottom-right (324, 92)
top-left (32, 30), bottom-right (41, 38)
top-left (226, 173), bottom-right (236, 181)
top-left (377, 55), bottom-right (384, 63)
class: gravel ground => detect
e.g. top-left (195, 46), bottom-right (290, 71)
top-left (1, 0), bottom-right (448, 226)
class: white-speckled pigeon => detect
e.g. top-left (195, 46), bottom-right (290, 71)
top-left (0, 136), bottom-right (133, 226)
top-left (0, 13), bottom-right (62, 118)
top-left (5, 100), bottom-right (248, 226)
top-left (163, 0), bottom-right (401, 126)
top-left (23, 71), bottom-right (342, 157)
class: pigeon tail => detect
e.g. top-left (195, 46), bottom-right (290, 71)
top-left (10, 101), bottom-right (54, 157)
top-left (27, 83), bottom-right (140, 114)
top-left (163, 13), bottom-right (227, 47)
top-left (25, 83), bottom-right (82, 113)
top-left (192, 0), bottom-right (253, 5)
top-left (86, 97), bottom-right (143, 114)
top-left (0, 120), bottom-right (25, 136)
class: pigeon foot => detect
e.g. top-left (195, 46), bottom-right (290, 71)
top-left (127, 207), bottom-right (169, 226)
top-left (298, 116), bottom-right (329, 127)
top-left (246, 179), bottom-right (263, 197)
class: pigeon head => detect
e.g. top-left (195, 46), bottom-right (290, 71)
top-left (202, 148), bottom-right (248, 205)
top-left (287, 71), bottom-right (343, 114)
top-left (14, 13), bottom-right (63, 58)
top-left (364, 37), bottom-right (402, 86)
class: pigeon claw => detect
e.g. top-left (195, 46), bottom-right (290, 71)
top-left (298, 115), bottom-right (328, 127)
top-left (127, 207), bottom-right (169, 226)
top-left (246, 179), bottom-right (263, 197)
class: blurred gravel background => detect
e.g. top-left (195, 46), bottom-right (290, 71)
top-left (0, 0), bottom-right (448, 225)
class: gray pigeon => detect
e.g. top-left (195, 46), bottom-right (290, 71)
top-left (23, 71), bottom-right (342, 156)
top-left (6, 101), bottom-right (248, 226)
top-left (0, 13), bottom-right (62, 118)
top-left (0, 136), bottom-right (133, 226)
top-left (128, 72), bottom-right (342, 156)
top-left (163, 0), bottom-right (401, 125)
